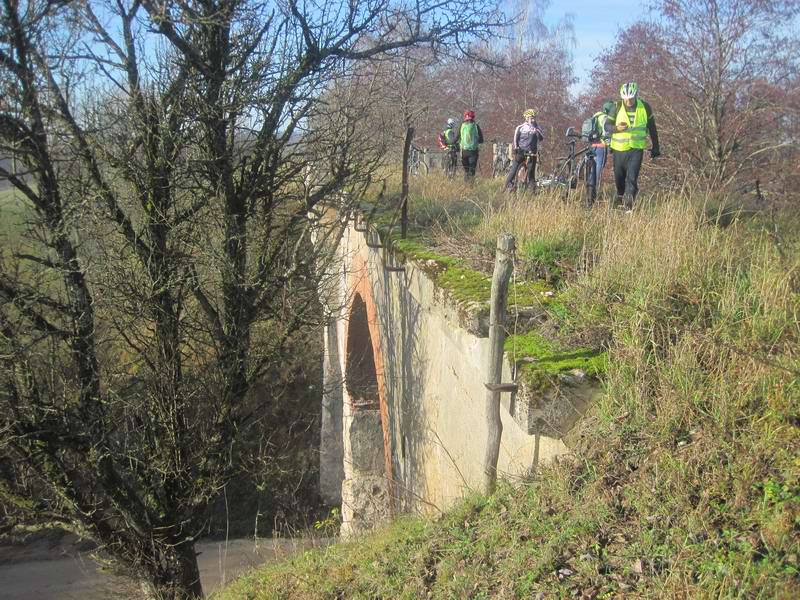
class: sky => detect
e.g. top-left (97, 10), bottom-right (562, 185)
top-left (540, 0), bottom-right (643, 91)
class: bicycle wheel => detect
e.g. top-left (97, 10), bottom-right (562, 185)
top-left (447, 151), bottom-right (458, 179)
top-left (411, 157), bottom-right (428, 177)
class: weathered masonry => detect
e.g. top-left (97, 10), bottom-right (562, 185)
top-left (318, 217), bottom-right (599, 536)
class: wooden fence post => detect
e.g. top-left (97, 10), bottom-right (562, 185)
top-left (482, 233), bottom-right (515, 494)
top-left (400, 126), bottom-right (414, 238)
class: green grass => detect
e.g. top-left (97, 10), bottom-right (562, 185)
top-left (520, 234), bottom-right (584, 283)
top-left (215, 178), bottom-right (800, 599)
top-left (0, 188), bottom-right (32, 240)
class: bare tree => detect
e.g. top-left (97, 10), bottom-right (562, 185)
top-left (0, 0), bottom-right (506, 597)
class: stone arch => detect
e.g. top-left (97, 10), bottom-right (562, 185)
top-left (344, 287), bottom-right (394, 488)
top-left (340, 258), bottom-right (394, 535)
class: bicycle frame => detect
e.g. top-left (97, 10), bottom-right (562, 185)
top-left (409, 145), bottom-right (428, 176)
top-left (538, 127), bottom-right (597, 206)
top-left (444, 145), bottom-right (459, 179)
top-left (515, 151), bottom-right (538, 192)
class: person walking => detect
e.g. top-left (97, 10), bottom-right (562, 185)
top-left (437, 118), bottom-right (459, 149)
top-left (437, 118), bottom-right (460, 178)
top-left (459, 110), bottom-right (484, 183)
top-left (610, 82), bottom-right (660, 211)
top-left (587, 100), bottom-right (615, 201)
top-left (504, 108), bottom-right (544, 192)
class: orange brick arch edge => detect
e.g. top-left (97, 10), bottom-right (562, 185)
top-left (346, 254), bottom-right (394, 504)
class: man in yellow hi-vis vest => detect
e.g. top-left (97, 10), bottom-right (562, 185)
top-left (610, 82), bottom-right (661, 211)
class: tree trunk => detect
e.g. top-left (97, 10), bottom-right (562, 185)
top-left (141, 541), bottom-right (204, 599)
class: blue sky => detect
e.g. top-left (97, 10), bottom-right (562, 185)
top-left (541, 0), bottom-right (643, 90)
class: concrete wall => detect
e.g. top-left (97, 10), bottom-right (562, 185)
top-left (321, 222), bottom-right (570, 532)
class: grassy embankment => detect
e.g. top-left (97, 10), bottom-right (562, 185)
top-left (222, 175), bottom-right (799, 598)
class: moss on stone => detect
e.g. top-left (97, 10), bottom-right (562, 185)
top-left (436, 267), bottom-right (493, 303)
top-left (391, 238), bottom-right (459, 267)
top-left (356, 208), bottom-right (607, 396)
top-left (504, 329), bottom-right (607, 390)
top-left (508, 280), bottom-right (556, 307)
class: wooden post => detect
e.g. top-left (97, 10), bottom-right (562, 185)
top-left (400, 126), bottom-right (414, 238)
top-left (482, 234), bottom-right (515, 494)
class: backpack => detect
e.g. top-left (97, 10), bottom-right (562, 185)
top-left (443, 128), bottom-right (458, 145)
top-left (581, 114), bottom-right (600, 143)
top-left (461, 121), bottom-right (479, 151)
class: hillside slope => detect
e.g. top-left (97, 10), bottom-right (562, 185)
top-left (216, 186), bottom-right (799, 599)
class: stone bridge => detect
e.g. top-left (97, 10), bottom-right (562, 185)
top-left (318, 216), bottom-right (598, 536)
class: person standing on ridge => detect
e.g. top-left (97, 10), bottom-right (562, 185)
top-left (504, 108), bottom-right (544, 192)
top-left (437, 117), bottom-right (459, 149)
top-left (438, 117), bottom-right (460, 177)
top-left (459, 110), bottom-right (484, 183)
top-left (587, 100), bottom-right (615, 201)
top-left (610, 82), bottom-right (660, 211)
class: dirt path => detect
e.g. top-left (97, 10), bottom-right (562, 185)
top-left (0, 536), bottom-right (330, 600)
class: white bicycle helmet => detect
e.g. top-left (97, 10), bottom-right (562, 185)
top-left (619, 82), bottom-right (638, 100)
top-left (446, 118), bottom-right (456, 127)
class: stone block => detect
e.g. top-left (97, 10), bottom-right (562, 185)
top-left (340, 475), bottom-right (389, 538)
top-left (347, 409), bottom-right (385, 475)
top-left (511, 369), bottom-right (599, 437)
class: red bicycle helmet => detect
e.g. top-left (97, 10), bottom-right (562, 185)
top-left (463, 110), bottom-right (476, 121)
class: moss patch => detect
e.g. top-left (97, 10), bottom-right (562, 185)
top-left (391, 236), bottom-right (562, 308)
top-left (391, 237), bottom-right (459, 267)
top-left (436, 267), bottom-right (492, 303)
top-left (505, 329), bottom-right (607, 390)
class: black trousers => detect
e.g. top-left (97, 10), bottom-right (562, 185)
top-left (613, 148), bottom-right (644, 208)
top-left (461, 150), bottom-right (479, 182)
top-left (504, 151), bottom-right (537, 190)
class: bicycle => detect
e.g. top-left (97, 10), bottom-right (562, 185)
top-left (537, 126), bottom-right (597, 207)
top-left (511, 151), bottom-right (539, 194)
top-left (443, 145), bottom-right (459, 179)
top-left (409, 145), bottom-right (429, 177)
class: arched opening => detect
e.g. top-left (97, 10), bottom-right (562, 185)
top-left (345, 295), bottom-right (379, 409)
top-left (340, 291), bottom-right (394, 535)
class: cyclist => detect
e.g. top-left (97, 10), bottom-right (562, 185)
top-left (437, 118), bottom-right (459, 149)
top-left (437, 118), bottom-right (460, 176)
top-left (587, 100), bottom-right (615, 201)
top-left (505, 108), bottom-right (544, 192)
top-left (610, 82), bottom-right (661, 211)
top-left (459, 110), bottom-right (484, 183)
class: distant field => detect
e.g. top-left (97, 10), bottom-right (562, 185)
top-left (0, 157), bottom-right (12, 190)
top-left (0, 187), bottom-right (31, 239)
